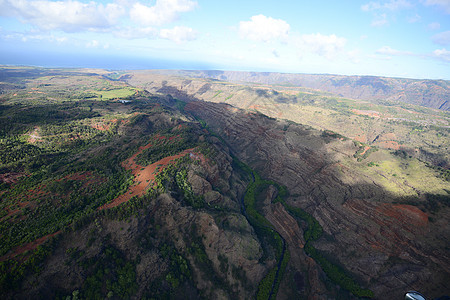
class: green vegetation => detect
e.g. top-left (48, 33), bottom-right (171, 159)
top-left (134, 131), bottom-right (197, 166)
top-left (234, 159), bottom-right (287, 300)
top-left (77, 245), bottom-right (138, 299)
top-left (144, 242), bottom-right (195, 299)
top-left (0, 238), bottom-right (58, 292)
top-left (93, 87), bottom-right (137, 100)
top-left (353, 142), bottom-right (378, 162)
top-left (276, 196), bottom-right (374, 298)
top-left (0, 69), bottom-right (162, 295)
top-left (213, 90), bottom-right (223, 98)
top-left (236, 158), bottom-right (373, 298)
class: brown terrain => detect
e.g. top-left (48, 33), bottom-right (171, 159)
top-left (144, 70), bottom-right (450, 110)
top-left (1, 68), bottom-right (448, 299)
top-left (183, 100), bottom-right (450, 299)
top-left (121, 71), bottom-right (449, 167)
top-left (8, 123), bottom-right (270, 300)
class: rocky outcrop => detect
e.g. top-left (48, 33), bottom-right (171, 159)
top-left (8, 119), bottom-right (268, 300)
top-left (184, 100), bottom-right (450, 299)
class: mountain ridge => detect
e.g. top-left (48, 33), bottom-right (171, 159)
top-left (141, 69), bottom-right (450, 111)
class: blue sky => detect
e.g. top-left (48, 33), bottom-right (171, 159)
top-left (0, 0), bottom-right (449, 79)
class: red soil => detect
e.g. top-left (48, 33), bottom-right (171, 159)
top-left (0, 172), bottom-right (25, 185)
top-left (0, 231), bottom-right (61, 262)
top-left (98, 136), bottom-right (198, 210)
top-left (3, 172), bottom-right (106, 220)
top-left (91, 119), bottom-right (121, 131)
top-left (375, 140), bottom-right (400, 150)
top-left (353, 134), bottom-right (367, 143)
top-left (92, 123), bottom-right (109, 131)
top-left (352, 109), bottom-right (381, 118)
top-left (360, 146), bottom-right (371, 156)
top-left (391, 204), bottom-right (429, 226)
top-left (58, 171), bottom-right (107, 189)
top-left (380, 132), bottom-right (397, 140)
top-left (375, 203), bottom-right (428, 229)
top-left (344, 199), bottom-right (428, 256)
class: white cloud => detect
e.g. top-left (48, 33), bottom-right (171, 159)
top-left (238, 15), bottom-right (290, 42)
top-left (423, 0), bottom-right (450, 14)
top-left (2, 31), bottom-right (68, 44)
top-left (432, 31), bottom-right (450, 46)
top-left (376, 45), bottom-right (414, 55)
top-left (159, 26), bottom-right (197, 43)
top-left (299, 33), bottom-right (347, 59)
top-left (362, 1), bottom-right (414, 27)
top-left (433, 48), bottom-right (450, 61)
top-left (408, 13), bottom-right (421, 23)
top-left (375, 45), bottom-right (450, 63)
top-left (129, 0), bottom-right (197, 26)
top-left (86, 40), bottom-right (100, 48)
top-left (362, 0), bottom-right (413, 11)
top-left (114, 27), bottom-right (158, 39)
top-left (368, 53), bottom-right (393, 60)
top-left (272, 49), bottom-right (280, 58)
top-left (428, 22), bottom-right (441, 30)
top-left (0, 0), bottom-right (125, 32)
top-left (371, 13), bottom-right (389, 26)
top-left (347, 49), bottom-right (362, 63)
top-left (0, 0), bottom-right (198, 38)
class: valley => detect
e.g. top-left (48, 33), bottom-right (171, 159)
top-left (0, 66), bottom-right (448, 299)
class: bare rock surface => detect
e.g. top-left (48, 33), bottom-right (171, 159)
top-left (184, 100), bottom-right (450, 299)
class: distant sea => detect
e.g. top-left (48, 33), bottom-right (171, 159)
top-left (0, 48), bottom-right (212, 71)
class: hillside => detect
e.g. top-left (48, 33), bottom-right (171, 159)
top-left (0, 67), bottom-right (449, 299)
top-left (143, 69), bottom-right (450, 111)
top-left (121, 71), bottom-right (450, 169)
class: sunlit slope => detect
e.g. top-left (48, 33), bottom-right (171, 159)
top-left (122, 71), bottom-right (449, 168)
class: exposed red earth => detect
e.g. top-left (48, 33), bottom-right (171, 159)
top-left (99, 135), bottom-right (203, 210)
top-left (0, 231), bottom-right (61, 262)
top-left (375, 140), bottom-right (401, 150)
top-left (90, 119), bottom-right (125, 131)
top-left (352, 109), bottom-right (381, 118)
top-left (377, 203), bottom-right (429, 227)
top-left (360, 145), bottom-right (371, 156)
top-left (1, 171), bottom-right (108, 260)
top-left (0, 172), bottom-right (25, 185)
top-left (1, 137), bottom-right (202, 260)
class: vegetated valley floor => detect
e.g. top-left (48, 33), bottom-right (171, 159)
top-left (0, 66), bottom-right (449, 300)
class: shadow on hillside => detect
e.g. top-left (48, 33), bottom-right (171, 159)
top-left (152, 83), bottom-right (450, 299)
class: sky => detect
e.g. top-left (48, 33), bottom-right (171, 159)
top-left (0, 0), bottom-right (449, 79)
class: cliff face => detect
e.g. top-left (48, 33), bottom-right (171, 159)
top-left (184, 100), bottom-right (450, 299)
